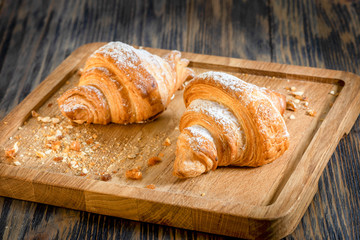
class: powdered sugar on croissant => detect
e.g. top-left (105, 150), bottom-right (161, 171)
top-left (58, 42), bottom-right (194, 124)
top-left (174, 71), bottom-right (289, 178)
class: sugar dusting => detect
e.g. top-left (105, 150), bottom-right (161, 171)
top-left (184, 125), bottom-right (214, 152)
top-left (187, 99), bottom-right (241, 133)
top-left (193, 71), bottom-right (289, 138)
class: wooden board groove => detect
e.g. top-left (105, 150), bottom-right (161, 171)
top-left (0, 42), bottom-right (360, 239)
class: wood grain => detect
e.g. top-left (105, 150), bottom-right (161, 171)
top-left (0, 0), bottom-right (359, 239)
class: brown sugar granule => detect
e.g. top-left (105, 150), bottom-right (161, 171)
top-left (126, 167), bottom-right (142, 180)
top-left (148, 156), bottom-right (162, 166)
top-left (53, 156), bottom-right (63, 162)
top-left (163, 138), bottom-right (171, 146)
top-left (145, 184), bottom-right (156, 189)
top-left (100, 173), bottom-right (112, 181)
top-left (70, 141), bottom-right (81, 151)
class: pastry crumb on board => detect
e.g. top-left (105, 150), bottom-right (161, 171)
top-left (1, 105), bottom-right (173, 182)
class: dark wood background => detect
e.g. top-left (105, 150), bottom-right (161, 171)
top-left (0, 0), bottom-right (359, 239)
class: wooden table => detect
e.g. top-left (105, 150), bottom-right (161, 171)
top-left (0, 0), bottom-right (359, 239)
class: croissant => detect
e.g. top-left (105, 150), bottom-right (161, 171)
top-left (173, 71), bottom-right (289, 178)
top-left (57, 42), bottom-right (193, 124)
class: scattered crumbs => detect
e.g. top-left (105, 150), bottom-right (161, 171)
top-left (306, 109), bottom-right (316, 117)
top-left (126, 167), bottom-right (142, 180)
top-left (145, 184), bottom-right (156, 189)
top-left (100, 173), bottom-right (112, 181)
top-left (148, 156), bottom-right (162, 166)
top-left (163, 138), bottom-right (171, 146)
top-left (289, 114), bottom-right (296, 120)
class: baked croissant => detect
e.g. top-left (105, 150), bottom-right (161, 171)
top-left (57, 42), bottom-right (193, 124)
top-left (173, 71), bottom-right (289, 178)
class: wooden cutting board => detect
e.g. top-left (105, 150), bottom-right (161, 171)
top-left (0, 43), bottom-right (359, 239)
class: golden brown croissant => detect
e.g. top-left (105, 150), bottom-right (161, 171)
top-left (58, 42), bottom-right (193, 124)
top-left (173, 71), bottom-right (289, 178)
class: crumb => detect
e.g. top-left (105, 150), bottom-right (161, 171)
top-left (294, 99), bottom-right (300, 104)
top-left (290, 87), bottom-right (296, 92)
top-left (292, 91), bottom-right (304, 96)
top-left (78, 68), bottom-right (83, 76)
top-left (303, 101), bottom-right (309, 107)
top-left (200, 193), bottom-right (206, 197)
top-left (286, 100), bottom-right (297, 111)
top-left (92, 134), bottom-right (98, 139)
top-left (38, 116), bottom-right (52, 123)
top-left (289, 114), bottom-right (296, 120)
top-left (127, 153), bottom-right (137, 159)
top-left (163, 138), bottom-right (171, 146)
top-left (148, 156), bottom-right (162, 166)
top-left (306, 109), bottom-right (316, 117)
top-left (4, 122), bottom-right (8, 125)
top-left (82, 167), bottom-right (88, 174)
top-left (31, 110), bottom-right (39, 118)
top-left (86, 138), bottom-right (94, 145)
top-left (53, 156), bottom-right (63, 162)
top-left (70, 141), bottom-right (81, 151)
top-left (66, 81), bottom-right (70, 85)
top-left (51, 118), bottom-right (60, 124)
top-left (5, 142), bottom-right (19, 159)
top-left (126, 167), bottom-right (142, 180)
top-left (100, 173), bottom-right (112, 181)
top-left (329, 90), bottom-right (335, 95)
top-left (13, 160), bottom-right (21, 166)
top-left (158, 152), bottom-right (164, 158)
top-left (36, 151), bottom-right (46, 158)
top-left (47, 103), bottom-right (53, 107)
top-left (145, 184), bottom-right (156, 189)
